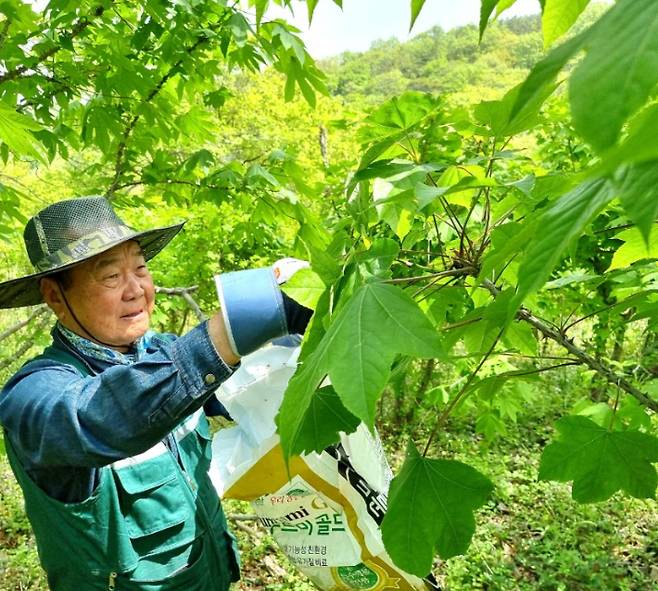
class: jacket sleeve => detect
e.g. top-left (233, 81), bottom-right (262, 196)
top-left (0, 322), bottom-right (235, 468)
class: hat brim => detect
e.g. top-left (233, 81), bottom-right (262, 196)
top-left (0, 222), bottom-right (185, 309)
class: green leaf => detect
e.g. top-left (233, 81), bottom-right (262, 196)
top-left (542, 0), bottom-right (590, 47)
top-left (495, 0), bottom-right (518, 16)
top-left (598, 104), bottom-right (658, 172)
top-left (253, 0), bottom-right (268, 27)
top-left (608, 228), bottom-right (658, 271)
top-left (512, 179), bottom-right (614, 311)
top-left (357, 92), bottom-right (441, 168)
top-left (510, 30), bottom-right (588, 122)
top-left (290, 385), bottom-right (360, 452)
top-left (479, 0), bottom-right (501, 41)
top-left (416, 175), bottom-right (498, 210)
top-left (281, 268), bottom-right (326, 310)
top-left (617, 161), bottom-right (658, 246)
top-left (475, 78), bottom-right (559, 138)
top-left (306, 0), bottom-right (319, 23)
top-left (410, 0), bottom-right (426, 31)
top-left (381, 443), bottom-right (493, 575)
top-left (277, 283), bottom-right (442, 458)
top-left (569, 0), bottom-right (658, 150)
top-left (355, 238), bottom-right (400, 280)
top-left (539, 415), bottom-right (658, 502)
top-left (0, 101), bottom-right (45, 162)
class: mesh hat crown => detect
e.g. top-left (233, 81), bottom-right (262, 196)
top-left (0, 196), bottom-right (184, 309)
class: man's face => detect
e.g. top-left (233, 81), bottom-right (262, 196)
top-left (48, 241), bottom-right (155, 350)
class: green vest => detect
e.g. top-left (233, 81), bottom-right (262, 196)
top-left (5, 348), bottom-right (240, 591)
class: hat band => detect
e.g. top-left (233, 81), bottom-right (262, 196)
top-left (34, 225), bottom-right (136, 273)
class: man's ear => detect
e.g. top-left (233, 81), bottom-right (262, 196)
top-left (40, 277), bottom-right (66, 318)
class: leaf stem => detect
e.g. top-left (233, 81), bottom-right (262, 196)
top-left (384, 268), bottom-right (474, 285)
top-left (422, 328), bottom-right (504, 456)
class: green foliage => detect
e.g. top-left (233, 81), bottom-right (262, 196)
top-left (381, 443), bottom-right (493, 575)
top-left (1, 0), bottom-right (658, 583)
top-left (276, 282), bottom-right (441, 457)
top-left (569, 0), bottom-right (658, 151)
top-left (539, 415), bottom-right (658, 502)
top-left (542, 0), bottom-right (591, 47)
top-left (511, 179), bottom-right (615, 314)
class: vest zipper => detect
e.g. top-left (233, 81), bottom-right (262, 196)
top-left (108, 571), bottom-right (117, 590)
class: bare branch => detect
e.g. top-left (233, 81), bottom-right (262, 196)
top-left (0, 311), bottom-right (52, 371)
top-left (0, 306), bottom-right (51, 341)
top-left (482, 280), bottom-right (658, 413)
top-left (226, 514), bottom-right (259, 521)
top-left (156, 285), bottom-right (207, 322)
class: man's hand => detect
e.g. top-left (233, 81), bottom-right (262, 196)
top-left (212, 258), bottom-right (313, 359)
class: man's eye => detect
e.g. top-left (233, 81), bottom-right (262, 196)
top-left (104, 274), bottom-right (120, 281)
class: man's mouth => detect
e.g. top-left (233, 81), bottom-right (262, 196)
top-left (121, 310), bottom-right (144, 319)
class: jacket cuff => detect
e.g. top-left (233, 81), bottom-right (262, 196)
top-left (169, 322), bottom-right (235, 400)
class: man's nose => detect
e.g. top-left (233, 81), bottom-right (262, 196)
top-left (123, 273), bottom-right (145, 299)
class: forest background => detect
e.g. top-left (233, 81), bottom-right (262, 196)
top-left (0, 0), bottom-right (657, 589)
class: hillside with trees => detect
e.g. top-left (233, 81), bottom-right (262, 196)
top-left (0, 1), bottom-right (657, 590)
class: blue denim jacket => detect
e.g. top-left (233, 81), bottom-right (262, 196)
top-left (0, 321), bottom-right (235, 503)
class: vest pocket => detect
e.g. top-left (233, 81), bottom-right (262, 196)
top-left (112, 448), bottom-right (191, 539)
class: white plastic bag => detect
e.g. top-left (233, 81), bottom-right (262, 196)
top-left (208, 345), bottom-right (434, 591)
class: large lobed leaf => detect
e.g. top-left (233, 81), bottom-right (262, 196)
top-left (276, 282), bottom-right (442, 459)
top-left (381, 443), bottom-right (494, 575)
top-left (539, 416), bottom-right (658, 502)
top-left (569, 0), bottom-right (658, 151)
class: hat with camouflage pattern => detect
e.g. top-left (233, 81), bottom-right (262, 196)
top-left (0, 196), bottom-right (185, 309)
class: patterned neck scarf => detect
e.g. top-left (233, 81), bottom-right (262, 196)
top-left (56, 322), bottom-right (154, 365)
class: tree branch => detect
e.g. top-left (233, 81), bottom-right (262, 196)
top-left (0, 311), bottom-right (52, 371)
top-left (105, 14), bottom-right (232, 198)
top-left (0, 5), bottom-right (107, 86)
top-left (0, 17), bottom-right (12, 50)
top-left (0, 306), bottom-right (51, 342)
top-left (423, 327), bottom-right (505, 456)
top-left (482, 280), bottom-right (658, 413)
top-left (156, 285), bottom-right (207, 322)
top-left (383, 267), bottom-right (474, 285)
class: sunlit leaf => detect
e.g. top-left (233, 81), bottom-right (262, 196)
top-left (281, 268), bottom-right (326, 310)
top-left (479, 0), bottom-right (502, 40)
top-left (616, 161), bottom-right (658, 245)
top-left (0, 101), bottom-right (45, 162)
top-left (510, 30), bottom-right (589, 121)
top-left (410, 0), bottom-right (426, 31)
top-left (512, 179), bottom-right (614, 311)
top-left (475, 78), bottom-right (559, 138)
top-left (542, 0), bottom-right (590, 47)
top-left (305, 0), bottom-right (319, 23)
top-left (608, 228), bottom-right (658, 271)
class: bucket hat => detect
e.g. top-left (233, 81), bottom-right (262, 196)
top-left (0, 196), bottom-right (184, 309)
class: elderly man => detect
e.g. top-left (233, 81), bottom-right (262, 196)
top-left (0, 197), bottom-right (312, 590)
